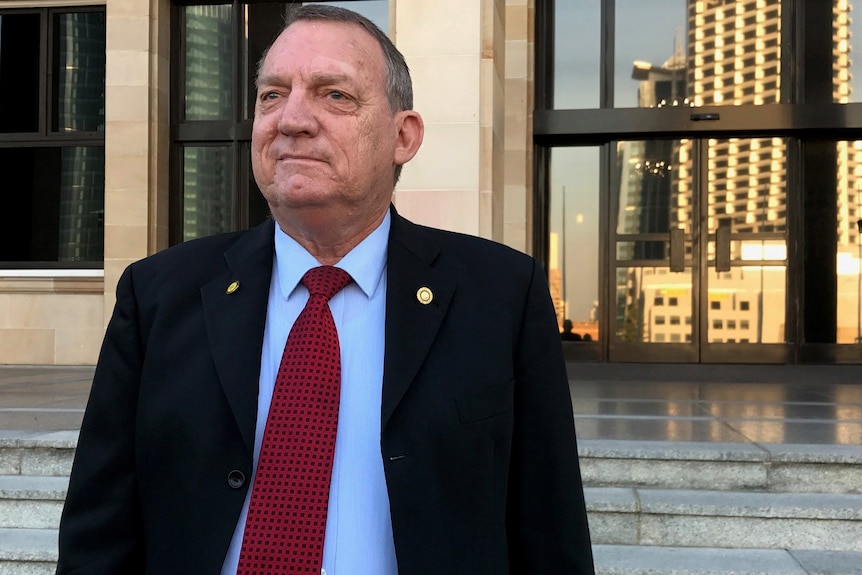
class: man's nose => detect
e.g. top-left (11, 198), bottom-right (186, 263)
top-left (277, 91), bottom-right (318, 136)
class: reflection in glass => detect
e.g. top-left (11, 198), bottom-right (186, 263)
top-left (616, 0), bottom-right (685, 109)
top-left (54, 12), bottom-right (106, 132)
top-left (184, 5), bottom-right (232, 121)
top-left (704, 137), bottom-right (787, 344)
top-left (619, 0), bottom-right (783, 109)
top-left (836, 141), bottom-right (862, 342)
top-left (615, 266), bottom-right (692, 343)
top-left (183, 147), bottom-right (233, 241)
top-left (0, 147), bottom-right (104, 263)
top-left (702, 137), bottom-right (788, 235)
top-left (0, 13), bottom-right (40, 133)
top-left (553, 0), bottom-right (600, 109)
top-left (837, 2), bottom-right (856, 103)
top-left (550, 147), bottom-right (600, 341)
top-left (616, 139), bottom-right (686, 255)
top-left (707, 266), bottom-right (785, 344)
top-left (58, 147), bottom-right (105, 261)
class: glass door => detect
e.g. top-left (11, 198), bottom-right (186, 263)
top-left (610, 137), bottom-right (790, 362)
top-left (700, 137), bottom-right (789, 362)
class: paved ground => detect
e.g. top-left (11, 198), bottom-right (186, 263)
top-left (1, 363), bottom-right (860, 446)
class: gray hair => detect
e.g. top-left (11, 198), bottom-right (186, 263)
top-left (256, 4), bottom-right (414, 183)
top-left (258, 4), bottom-right (413, 113)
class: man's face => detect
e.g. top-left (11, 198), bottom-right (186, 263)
top-left (251, 20), bottom-right (410, 235)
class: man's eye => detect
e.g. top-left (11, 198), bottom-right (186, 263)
top-left (328, 91), bottom-right (345, 100)
top-left (262, 91), bottom-right (279, 100)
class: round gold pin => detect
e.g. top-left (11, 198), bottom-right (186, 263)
top-left (226, 281), bottom-right (240, 295)
top-left (416, 286), bottom-right (433, 305)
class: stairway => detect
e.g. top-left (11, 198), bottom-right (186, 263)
top-left (580, 439), bottom-right (862, 574)
top-left (1, 433), bottom-right (861, 574)
top-left (0, 431), bottom-right (74, 575)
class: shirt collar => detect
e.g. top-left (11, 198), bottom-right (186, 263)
top-left (274, 210), bottom-right (390, 300)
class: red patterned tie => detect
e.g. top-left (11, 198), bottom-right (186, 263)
top-left (237, 265), bottom-right (352, 575)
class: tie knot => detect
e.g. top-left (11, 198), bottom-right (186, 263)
top-left (301, 266), bottom-right (352, 301)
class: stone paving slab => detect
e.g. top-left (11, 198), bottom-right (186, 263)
top-left (0, 529), bottom-right (56, 562)
top-left (763, 443), bottom-right (862, 464)
top-left (592, 545), bottom-right (862, 575)
top-left (790, 549), bottom-right (862, 574)
top-left (579, 439), bottom-right (862, 464)
top-left (0, 432), bottom-right (78, 449)
top-left (0, 477), bottom-right (68, 500)
top-left (636, 489), bottom-right (862, 520)
top-left (586, 488), bottom-right (862, 550)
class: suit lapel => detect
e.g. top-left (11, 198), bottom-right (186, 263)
top-left (382, 210), bottom-right (455, 431)
top-left (201, 219), bottom-right (275, 455)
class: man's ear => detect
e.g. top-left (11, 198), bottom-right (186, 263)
top-left (393, 110), bottom-right (424, 166)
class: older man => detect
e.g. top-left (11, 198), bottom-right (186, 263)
top-left (56, 5), bottom-right (593, 575)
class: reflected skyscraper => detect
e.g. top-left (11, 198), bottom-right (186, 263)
top-left (617, 0), bottom-right (857, 344)
top-left (56, 12), bottom-right (106, 263)
top-left (182, 6), bottom-right (234, 240)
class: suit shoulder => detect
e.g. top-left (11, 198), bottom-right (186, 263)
top-left (126, 220), bottom-right (273, 286)
top-left (401, 218), bottom-right (537, 272)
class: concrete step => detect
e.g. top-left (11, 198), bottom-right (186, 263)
top-left (0, 476), bottom-right (67, 530)
top-left (592, 545), bottom-right (862, 575)
top-left (3, 532), bottom-right (862, 575)
top-left (0, 432), bottom-right (76, 478)
top-left (4, 433), bottom-right (861, 493)
top-left (0, 528), bottom-right (56, 575)
top-left (586, 487), bottom-right (862, 551)
top-left (579, 439), bottom-right (862, 493)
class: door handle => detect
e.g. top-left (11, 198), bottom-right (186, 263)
top-left (669, 227), bottom-right (684, 272)
top-left (716, 227), bottom-right (731, 272)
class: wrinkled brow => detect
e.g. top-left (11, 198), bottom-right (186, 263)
top-left (255, 71), bottom-right (353, 90)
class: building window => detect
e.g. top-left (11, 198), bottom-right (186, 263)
top-left (740, 301), bottom-right (751, 311)
top-left (654, 296), bottom-right (665, 306)
top-left (711, 301), bottom-right (721, 310)
top-left (0, 8), bottom-right (106, 267)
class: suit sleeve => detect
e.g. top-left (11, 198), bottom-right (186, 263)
top-left (507, 259), bottom-right (595, 574)
top-left (56, 265), bottom-right (146, 574)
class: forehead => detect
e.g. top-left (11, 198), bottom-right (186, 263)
top-left (261, 20), bottom-right (386, 81)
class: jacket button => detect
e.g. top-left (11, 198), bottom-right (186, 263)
top-left (227, 470), bottom-right (246, 489)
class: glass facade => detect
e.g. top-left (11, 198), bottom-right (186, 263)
top-left (183, 146), bottom-right (234, 241)
top-left (183, 5), bottom-right (233, 121)
top-left (0, 8), bottom-right (105, 266)
top-left (553, 0), bottom-right (600, 109)
top-left (549, 147), bottom-right (601, 342)
top-left (53, 11), bottom-right (106, 132)
top-left (0, 13), bottom-right (40, 133)
top-left (538, 0), bottom-right (862, 362)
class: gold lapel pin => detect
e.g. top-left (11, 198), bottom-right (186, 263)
top-left (416, 286), bottom-right (433, 305)
top-left (226, 281), bottom-right (240, 295)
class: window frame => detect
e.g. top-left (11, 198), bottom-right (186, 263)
top-left (0, 5), bottom-right (106, 269)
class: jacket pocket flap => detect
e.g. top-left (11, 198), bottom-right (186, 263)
top-left (455, 382), bottom-right (514, 424)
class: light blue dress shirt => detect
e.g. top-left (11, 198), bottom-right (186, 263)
top-left (221, 212), bottom-right (397, 575)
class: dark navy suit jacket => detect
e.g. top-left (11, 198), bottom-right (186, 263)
top-left (57, 208), bottom-right (594, 575)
